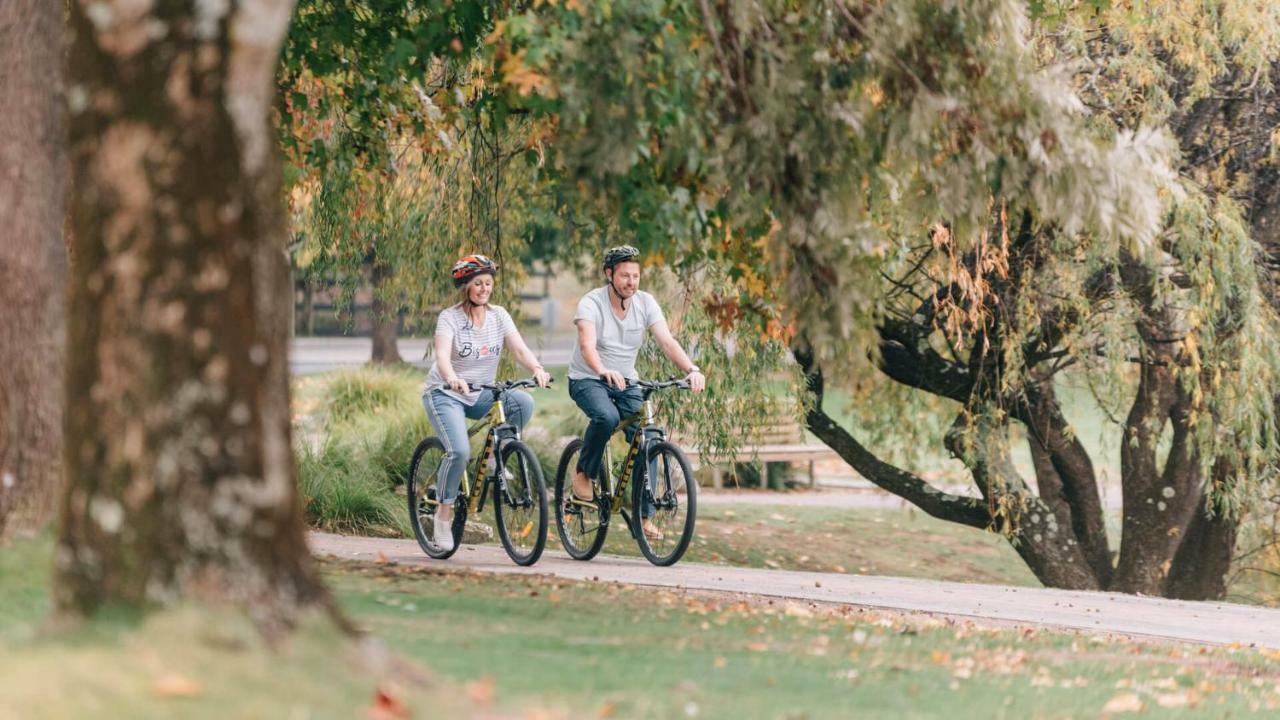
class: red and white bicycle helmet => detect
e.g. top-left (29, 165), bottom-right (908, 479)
top-left (451, 254), bottom-right (499, 288)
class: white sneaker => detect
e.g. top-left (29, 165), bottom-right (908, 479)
top-left (433, 514), bottom-right (455, 552)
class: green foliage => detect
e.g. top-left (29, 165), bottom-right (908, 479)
top-left (295, 366), bottom-right (428, 535)
top-left (279, 0), bottom-right (494, 173)
top-left (1163, 194), bottom-right (1280, 507)
top-left (298, 443), bottom-right (410, 536)
top-left (281, 1), bottom-right (576, 334)
top-left (489, 0), bottom-right (1176, 381)
top-left (322, 365), bottom-right (421, 425)
top-left (632, 265), bottom-right (801, 460)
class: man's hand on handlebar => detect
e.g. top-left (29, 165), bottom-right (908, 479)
top-left (600, 370), bottom-right (627, 390)
top-left (686, 370), bottom-right (706, 393)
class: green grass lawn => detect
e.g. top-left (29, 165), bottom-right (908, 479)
top-left (4, 535), bottom-right (1280, 719)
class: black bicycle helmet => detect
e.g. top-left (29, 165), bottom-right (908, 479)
top-left (602, 245), bottom-right (641, 271)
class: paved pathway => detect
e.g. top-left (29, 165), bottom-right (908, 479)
top-left (698, 489), bottom-right (959, 509)
top-left (310, 531), bottom-right (1280, 650)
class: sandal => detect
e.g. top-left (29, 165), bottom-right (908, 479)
top-left (641, 519), bottom-right (664, 541)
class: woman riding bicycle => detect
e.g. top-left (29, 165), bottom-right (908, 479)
top-left (423, 254), bottom-right (551, 552)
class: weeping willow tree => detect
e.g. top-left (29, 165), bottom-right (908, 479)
top-left (279, 0), bottom-right (518, 358)
top-left (477, 0), bottom-right (1280, 599)
top-left (293, 106), bottom-right (568, 350)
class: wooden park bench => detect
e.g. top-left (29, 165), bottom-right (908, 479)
top-left (679, 407), bottom-right (843, 489)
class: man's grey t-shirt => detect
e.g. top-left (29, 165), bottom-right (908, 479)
top-left (568, 287), bottom-right (665, 381)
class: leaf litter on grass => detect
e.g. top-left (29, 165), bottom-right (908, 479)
top-left (322, 554), bottom-right (1280, 717)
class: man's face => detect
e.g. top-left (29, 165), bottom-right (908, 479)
top-left (606, 261), bottom-right (641, 298)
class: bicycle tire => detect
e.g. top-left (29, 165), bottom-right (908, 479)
top-left (493, 440), bottom-right (549, 566)
top-left (553, 438), bottom-right (609, 561)
top-left (407, 436), bottom-right (465, 560)
top-left (632, 440), bottom-right (697, 566)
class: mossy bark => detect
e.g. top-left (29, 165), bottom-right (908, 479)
top-left (58, 0), bottom-right (339, 634)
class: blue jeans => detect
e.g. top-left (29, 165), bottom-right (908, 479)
top-left (423, 388), bottom-right (533, 504)
top-left (569, 378), bottom-right (656, 517)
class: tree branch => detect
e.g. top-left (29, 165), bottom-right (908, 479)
top-left (794, 344), bottom-right (989, 529)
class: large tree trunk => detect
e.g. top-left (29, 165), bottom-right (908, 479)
top-left (1164, 461), bottom-right (1241, 601)
top-left (0, 0), bottom-right (67, 542)
top-left (58, 0), bottom-right (336, 633)
top-left (1021, 380), bottom-right (1113, 587)
top-left (369, 257), bottom-right (403, 364)
top-left (1111, 256), bottom-right (1205, 594)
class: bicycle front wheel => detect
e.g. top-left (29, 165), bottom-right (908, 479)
top-left (493, 440), bottom-right (549, 566)
top-left (554, 438), bottom-right (609, 561)
top-left (632, 440), bottom-right (697, 566)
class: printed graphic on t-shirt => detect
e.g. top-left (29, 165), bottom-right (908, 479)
top-left (459, 341), bottom-right (502, 359)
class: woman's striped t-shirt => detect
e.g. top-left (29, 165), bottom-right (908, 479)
top-left (424, 304), bottom-right (517, 405)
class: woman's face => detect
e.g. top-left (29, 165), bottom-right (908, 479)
top-left (466, 273), bottom-right (494, 305)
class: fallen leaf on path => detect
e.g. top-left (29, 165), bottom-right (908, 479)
top-left (784, 603), bottom-right (813, 618)
top-left (152, 673), bottom-right (202, 698)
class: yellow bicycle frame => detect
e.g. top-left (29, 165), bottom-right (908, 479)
top-left (597, 394), bottom-right (659, 514)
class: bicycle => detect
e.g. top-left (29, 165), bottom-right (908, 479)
top-left (553, 378), bottom-right (697, 566)
top-left (407, 378), bottom-right (550, 566)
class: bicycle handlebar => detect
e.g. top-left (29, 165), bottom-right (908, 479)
top-left (466, 377), bottom-right (554, 393)
top-left (626, 378), bottom-right (691, 392)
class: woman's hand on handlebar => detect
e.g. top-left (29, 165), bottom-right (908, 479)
top-left (533, 368), bottom-right (552, 389)
top-left (446, 376), bottom-right (469, 394)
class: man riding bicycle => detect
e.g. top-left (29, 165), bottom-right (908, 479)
top-left (568, 245), bottom-right (706, 540)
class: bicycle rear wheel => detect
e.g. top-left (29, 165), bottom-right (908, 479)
top-left (493, 440), bottom-right (548, 566)
top-left (407, 437), bottom-right (465, 559)
top-left (553, 438), bottom-right (609, 561)
top-left (632, 440), bottom-right (697, 566)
